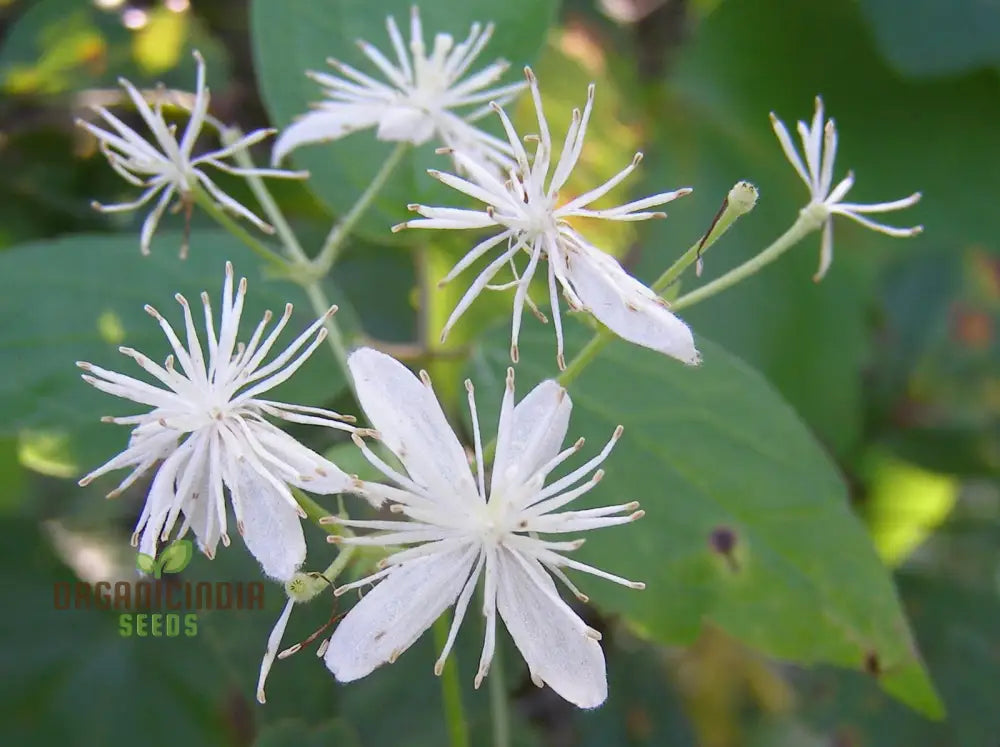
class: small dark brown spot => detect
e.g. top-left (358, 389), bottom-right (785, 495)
top-left (863, 650), bottom-right (881, 677)
top-left (709, 526), bottom-right (739, 571)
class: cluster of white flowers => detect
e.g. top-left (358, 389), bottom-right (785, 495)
top-left (77, 5), bottom-right (923, 713)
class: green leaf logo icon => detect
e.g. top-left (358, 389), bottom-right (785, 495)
top-left (136, 539), bottom-right (194, 578)
top-left (158, 539), bottom-right (194, 576)
top-left (136, 552), bottom-right (156, 575)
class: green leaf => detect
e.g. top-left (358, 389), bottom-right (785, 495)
top-left (249, 0), bottom-right (558, 241)
top-left (0, 230), bottom-right (352, 476)
top-left (859, 0), bottom-right (1000, 78)
top-left (159, 539), bottom-right (194, 575)
top-left (135, 552), bottom-right (156, 575)
top-left (795, 571), bottom-right (1000, 745)
top-left (468, 322), bottom-right (942, 717)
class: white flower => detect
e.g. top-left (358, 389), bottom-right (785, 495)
top-left (770, 96), bottom-right (923, 281)
top-left (396, 68), bottom-right (699, 369)
top-left (320, 348), bottom-right (644, 709)
top-left (77, 262), bottom-right (354, 581)
top-left (271, 6), bottom-right (525, 170)
top-left (77, 50), bottom-right (305, 256)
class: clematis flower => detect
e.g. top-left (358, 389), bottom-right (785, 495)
top-left (320, 348), bottom-right (644, 708)
top-left (271, 6), bottom-right (524, 170)
top-left (77, 263), bottom-right (354, 581)
top-left (770, 96), bottom-right (922, 281)
top-left (396, 68), bottom-right (699, 369)
top-left (76, 50), bottom-right (305, 256)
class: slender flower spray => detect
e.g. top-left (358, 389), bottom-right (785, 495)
top-left (77, 50), bottom-right (305, 256)
top-left (319, 348), bottom-right (644, 708)
top-left (78, 263), bottom-right (355, 581)
top-left (397, 68), bottom-right (699, 369)
top-left (771, 96), bottom-right (922, 281)
top-left (272, 6), bottom-right (525, 170)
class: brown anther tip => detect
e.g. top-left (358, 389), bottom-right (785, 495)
top-left (76, 361), bottom-right (91, 370)
top-left (427, 169), bottom-right (442, 177)
top-left (523, 66), bottom-right (535, 80)
top-left (435, 146), bottom-right (453, 155)
top-left (632, 581), bottom-right (646, 590)
top-left (391, 223), bottom-right (408, 233)
top-left (326, 305), bottom-right (338, 317)
top-left (630, 510), bottom-right (645, 521)
top-left (317, 515), bottom-right (336, 524)
top-left (221, 532), bottom-right (231, 547)
top-left (464, 379), bottom-right (474, 393)
top-left (557, 353), bottom-right (566, 371)
top-left (489, 101), bottom-right (502, 112)
top-left (89, 200), bottom-right (102, 211)
top-left (593, 470), bottom-right (605, 482)
top-left (510, 344), bottom-right (519, 363)
top-left (350, 433), bottom-right (365, 447)
top-left (584, 627), bottom-right (602, 641)
top-left (632, 152), bottom-right (643, 165)
top-left (327, 535), bottom-right (343, 544)
top-left (144, 304), bottom-right (160, 318)
top-left (613, 425), bottom-right (624, 438)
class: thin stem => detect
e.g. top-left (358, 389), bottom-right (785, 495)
top-left (222, 127), bottom-right (309, 261)
top-left (190, 186), bottom-right (288, 268)
top-left (303, 281), bottom-right (356, 401)
top-left (321, 545), bottom-right (357, 584)
top-left (489, 638), bottom-right (510, 747)
top-left (559, 198), bottom-right (803, 389)
top-left (433, 616), bottom-right (470, 747)
top-left (315, 142), bottom-right (410, 274)
top-left (671, 212), bottom-right (813, 311)
top-left (293, 489), bottom-right (344, 537)
top-left (557, 327), bottom-right (611, 388)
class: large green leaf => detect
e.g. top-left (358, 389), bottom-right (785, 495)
top-left (794, 571), bottom-right (1000, 745)
top-left (249, 0), bottom-right (558, 241)
top-left (468, 323), bottom-right (942, 717)
top-left (0, 230), bottom-right (352, 476)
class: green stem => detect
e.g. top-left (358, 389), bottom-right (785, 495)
top-left (190, 187), bottom-right (288, 268)
top-left (320, 545), bottom-right (356, 585)
top-left (671, 212), bottom-right (814, 311)
top-left (223, 129), bottom-right (309, 261)
top-left (293, 489), bottom-right (342, 537)
top-left (302, 281), bottom-right (357, 402)
top-left (489, 640), bottom-right (509, 747)
top-left (558, 192), bottom-right (794, 389)
top-left (433, 616), bottom-right (470, 747)
top-left (314, 142), bottom-right (410, 274)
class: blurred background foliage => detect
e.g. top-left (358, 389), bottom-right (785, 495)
top-left (0, 0), bottom-right (998, 745)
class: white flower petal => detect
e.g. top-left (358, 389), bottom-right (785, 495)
top-left (324, 544), bottom-right (479, 681)
top-left (233, 468), bottom-right (306, 581)
top-left (491, 380), bottom-right (571, 496)
top-left (564, 244), bottom-right (699, 365)
top-left (272, 107), bottom-right (382, 164)
top-left (495, 548), bottom-right (607, 708)
top-left (348, 348), bottom-right (478, 503)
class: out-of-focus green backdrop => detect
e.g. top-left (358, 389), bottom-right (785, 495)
top-left (0, 0), bottom-right (997, 745)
